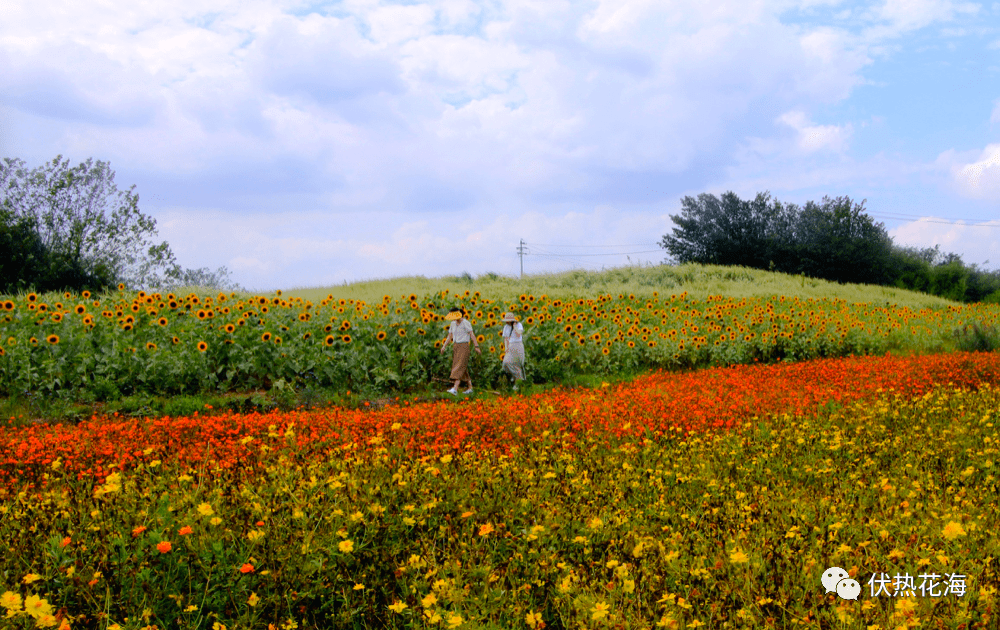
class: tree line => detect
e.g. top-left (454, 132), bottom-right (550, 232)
top-left (1, 156), bottom-right (240, 294)
top-left (659, 191), bottom-right (1000, 304)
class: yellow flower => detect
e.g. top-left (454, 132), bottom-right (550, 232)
top-left (895, 598), bottom-right (918, 614)
top-left (730, 550), bottom-right (749, 563)
top-left (623, 579), bottom-right (636, 593)
top-left (591, 601), bottom-right (610, 620)
top-left (447, 615), bottom-right (463, 628)
top-left (339, 540), bottom-right (355, 553)
top-left (478, 522), bottom-right (495, 537)
top-left (197, 503), bottom-right (215, 516)
top-left (525, 611), bottom-right (542, 628)
top-left (942, 521), bottom-right (966, 540)
top-left (22, 574), bottom-right (42, 585)
top-left (1, 591), bottom-right (22, 611)
top-left (210, 517), bottom-right (223, 526)
top-left (353, 584), bottom-right (365, 591)
top-left (185, 605), bottom-right (198, 612)
top-left (422, 593), bottom-right (438, 608)
top-left (36, 613), bottom-right (58, 627)
top-left (23, 595), bottom-right (52, 618)
top-left (388, 601), bottom-right (408, 613)
top-left (248, 592), bottom-right (260, 607)
top-left (403, 517), bottom-right (416, 526)
top-left (688, 621), bottom-right (705, 628)
top-left (425, 610), bottom-right (442, 623)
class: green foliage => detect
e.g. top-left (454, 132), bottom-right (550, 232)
top-left (0, 156), bottom-right (177, 290)
top-left (659, 190), bottom-right (998, 302)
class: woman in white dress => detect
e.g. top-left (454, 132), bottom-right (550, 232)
top-left (440, 307), bottom-right (481, 394)
top-left (501, 312), bottom-right (525, 389)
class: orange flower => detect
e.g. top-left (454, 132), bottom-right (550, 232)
top-left (157, 541), bottom-right (172, 553)
top-left (240, 563), bottom-right (255, 574)
top-left (132, 526), bottom-right (147, 537)
top-left (179, 526), bottom-right (193, 535)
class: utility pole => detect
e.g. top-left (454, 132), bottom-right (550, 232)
top-left (517, 239), bottom-right (528, 279)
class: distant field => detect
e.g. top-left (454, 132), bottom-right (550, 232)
top-left (280, 264), bottom-right (957, 310)
top-left (2, 264), bottom-right (996, 413)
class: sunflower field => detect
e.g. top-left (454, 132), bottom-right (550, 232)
top-left (1, 286), bottom-right (998, 401)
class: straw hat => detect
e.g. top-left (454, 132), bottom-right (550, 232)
top-left (444, 308), bottom-right (465, 321)
top-left (501, 312), bottom-right (519, 322)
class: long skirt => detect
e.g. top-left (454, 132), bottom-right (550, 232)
top-left (503, 341), bottom-right (525, 381)
top-left (450, 341), bottom-right (471, 382)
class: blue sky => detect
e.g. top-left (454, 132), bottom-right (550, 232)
top-left (2, 0), bottom-right (998, 291)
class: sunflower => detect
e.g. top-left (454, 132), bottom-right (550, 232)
top-left (27, 293), bottom-right (38, 302)
top-left (122, 323), bottom-right (133, 331)
top-left (577, 337), bottom-right (586, 345)
top-left (324, 335), bottom-right (336, 346)
top-left (274, 337), bottom-right (282, 345)
top-left (74, 304), bottom-right (86, 315)
top-left (525, 316), bottom-right (534, 325)
top-left (171, 336), bottom-right (180, 345)
top-left (29, 337), bottom-right (38, 345)
top-left (417, 328), bottom-right (426, 336)
top-left (562, 341), bottom-right (570, 348)
top-left (477, 334), bottom-right (485, 343)
top-left (2, 300), bottom-right (13, 311)
top-left (519, 294), bottom-right (527, 302)
top-left (627, 341), bottom-right (635, 348)
top-left (82, 315), bottom-right (94, 326)
top-left (168, 300), bottom-right (179, 309)
top-left (299, 313), bottom-right (310, 322)
top-left (51, 312), bottom-right (63, 323)
top-left (224, 324), bottom-right (236, 333)
top-left (341, 335), bottom-right (352, 344)
top-left (146, 342), bottom-right (157, 351)
top-left (237, 319), bottom-right (245, 327)
top-left (197, 310), bottom-right (208, 320)
top-left (261, 332), bottom-right (272, 342)
top-left (648, 341), bottom-right (656, 347)
top-left (197, 341), bottom-right (208, 352)
top-left (376, 330), bottom-right (387, 341)
top-left (158, 317), bottom-right (169, 327)
top-left (341, 320), bottom-right (352, 331)
top-left (398, 329), bottom-right (406, 337)
top-left (46, 334), bottom-right (59, 345)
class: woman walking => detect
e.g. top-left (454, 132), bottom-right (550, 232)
top-left (440, 307), bottom-right (480, 395)
top-left (501, 312), bottom-right (525, 389)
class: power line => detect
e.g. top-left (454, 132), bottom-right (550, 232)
top-left (527, 242), bottom-right (659, 247)
top-left (529, 249), bottom-right (663, 257)
top-left (868, 213), bottom-right (1000, 228)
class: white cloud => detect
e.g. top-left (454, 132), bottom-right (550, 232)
top-left (949, 144), bottom-right (1000, 200)
top-left (777, 111), bottom-right (853, 153)
top-left (890, 218), bottom-right (1000, 266)
top-left (875, 0), bottom-right (979, 33)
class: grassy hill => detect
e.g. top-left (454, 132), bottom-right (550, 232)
top-left (280, 263), bottom-right (957, 309)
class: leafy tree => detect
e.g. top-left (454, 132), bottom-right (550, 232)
top-left (659, 191), bottom-right (797, 269)
top-left (1, 155), bottom-right (179, 289)
top-left (0, 209), bottom-right (47, 293)
top-left (791, 195), bottom-right (894, 285)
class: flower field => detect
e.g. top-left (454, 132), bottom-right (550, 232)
top-left (1, 286), bottom-right (997, 400)
top-left (2, 351), bottom-right (1000, 629)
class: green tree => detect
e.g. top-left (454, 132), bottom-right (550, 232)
top-left (792, 195), bottom-right (894, 285)
top-left (659, 191), bottom-right (796, 269)
top-left (1, 155), bottom-right (180, 289)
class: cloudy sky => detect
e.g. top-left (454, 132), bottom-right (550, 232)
top-left (3, 0), bottom-right (999, 291)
